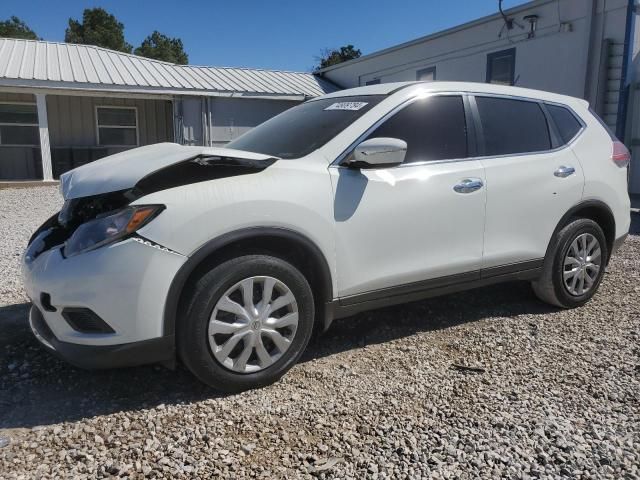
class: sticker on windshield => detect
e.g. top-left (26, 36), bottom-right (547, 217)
top-left (324, 102), bottom-right (368, 111)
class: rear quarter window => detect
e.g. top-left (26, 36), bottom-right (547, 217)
top-left (546, 104), bottom-right (583, 144)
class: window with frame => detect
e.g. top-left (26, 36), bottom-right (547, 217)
top-left (486, 48), bottom-right (516, 86)
top-left (475, 96), bottom-right (551, 156)
top-left (96, 107), bottom-right (138, 146)
top-left (363, 95), bottom-right (468, 164)
top-left (365, 79), bottom-right (381, 86)
top-left (0, 103), bottom-right (39, 146)
top-left (546, 104), bottom-right (583, 144)
top-left (416, 67), bottom-right (436, 81)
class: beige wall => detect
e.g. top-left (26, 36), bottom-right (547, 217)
top-left (46, 95), bottom-right (173, 147)
top-left (0, 92), bottom-right (174, 148)
top-left (0, 92), bottom-right (33, 103)
top-left (0, 91), bottom-right (174, 179)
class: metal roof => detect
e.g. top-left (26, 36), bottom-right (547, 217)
top-left (0, 38), bottom-right (339, 98)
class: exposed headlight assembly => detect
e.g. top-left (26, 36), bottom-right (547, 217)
top-left (63, 205), bottom-right (164, 257)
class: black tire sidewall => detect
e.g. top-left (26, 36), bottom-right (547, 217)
top-left (552, 219), bottom-right (608, 308)
top-left (178, 255), bottom-right (314, 392)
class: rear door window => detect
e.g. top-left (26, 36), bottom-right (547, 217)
top-left (475, 96), bottom-right (551, 156)
top-left (546, 104), bottom-right (583, 144)
top-left (364, 95), bottom-right (468, 164)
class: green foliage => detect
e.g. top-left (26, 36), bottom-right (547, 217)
top-left (65, 8), bottom-right (132, 53)
top-left (134, 31), bottom-right (188, 64)
top-left (315, 45), bottom-right (361, 70)
top-left (0, 16), bottom-right (39, 40)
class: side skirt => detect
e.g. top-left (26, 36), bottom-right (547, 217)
top-left (325, 260), bottom-right (543, 324)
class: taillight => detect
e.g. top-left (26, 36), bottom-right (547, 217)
top-left (611, 141), bottom-right (630, 168)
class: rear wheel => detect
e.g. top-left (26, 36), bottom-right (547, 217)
top-left (532, 218), bottom-right (608, 308)
top-left (178, 255), bottom-right (314, 392)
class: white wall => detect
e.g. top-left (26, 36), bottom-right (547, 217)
top-left (321, 0), bottom-right (630, 106)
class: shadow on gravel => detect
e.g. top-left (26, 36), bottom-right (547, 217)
top-left (0, 278), bottom-right (557, 430)
top-left (629, 210), bottom-right (640, 235)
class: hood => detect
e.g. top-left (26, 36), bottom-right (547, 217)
top-left (60, 143), bottom-right (278, 200)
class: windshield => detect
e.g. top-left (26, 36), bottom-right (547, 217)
top-left (227, 95), bottom-right (384, 159)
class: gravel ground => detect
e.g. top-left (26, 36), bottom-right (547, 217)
top-left (0, 186), bottom-right (639, 479)
top-left (0, 186), bottom-right (62, 306)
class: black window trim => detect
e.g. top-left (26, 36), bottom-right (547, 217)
top-left (468, 93), bottom-right (587, 161)
top-left (486, 47), bottom-right (516, 86)
top-left (539, 102), bottom-right (564, 149)
top-left (330, 91), bottom-right (587, 168)
top-left (331, 92), bottom-right (474, 168)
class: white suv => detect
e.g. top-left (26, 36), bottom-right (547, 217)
top-left (23, 82), bottom-right (631, 391)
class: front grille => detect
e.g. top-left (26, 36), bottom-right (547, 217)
top-left (62, 308), bottom-right (115, 334)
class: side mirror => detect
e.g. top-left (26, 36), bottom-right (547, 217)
top-left (350, 137), bottom-right (407, 168)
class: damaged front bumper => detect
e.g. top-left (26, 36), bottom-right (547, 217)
top-left (28, 305), bottom-right (175, 369)
top-left (23, 232), bottom-right (187, 369)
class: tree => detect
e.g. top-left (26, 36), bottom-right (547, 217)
top-left (65, 8), bottom-right (132, 53)
top-left (134, 31), bottom-right (188, 64)
top-left (315, 45), bottom-right (361, 70)
top-left (0, 16), bottom-right (39, 40)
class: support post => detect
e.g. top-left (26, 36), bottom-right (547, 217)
top-left (35, 93), bottom-right (53, 181)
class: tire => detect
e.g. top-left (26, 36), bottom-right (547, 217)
top-left (532, 218), bottom-right (608, 308)
top-left (177, 254), bottom-right (314, 392)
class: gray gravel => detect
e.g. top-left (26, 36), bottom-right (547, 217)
top-left (0, 186), bottom-right (62, 306)
top-left (1, 186), bottom-right (639, 479)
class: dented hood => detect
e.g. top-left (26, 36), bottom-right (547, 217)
top-left (59, 143), bottom-right (278, 200)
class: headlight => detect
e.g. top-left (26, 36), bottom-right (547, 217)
top-left (64, 205), bottom-right (164, 257)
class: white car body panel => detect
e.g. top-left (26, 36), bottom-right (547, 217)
top-left (22, 238), bottom-right (186, 345)
top-left (329, 160), bottom-right (486, 296)
top-left (135, 154), bottom-right (338, 293)
top-left (59, 143), bottom-right (277, 200)
top-left (481, 146), bottom-right (585, 268)
top-left (570, 104), bottom-right (631, 239)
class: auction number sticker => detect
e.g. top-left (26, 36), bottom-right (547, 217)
top-left (324, 102), bottom-right (368, 111)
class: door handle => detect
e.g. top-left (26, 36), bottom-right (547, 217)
top-left (453, 178), bottom-right (484, 194)
top-left (554, 166), bottom-right (575, 178)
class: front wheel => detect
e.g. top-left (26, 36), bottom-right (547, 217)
top-left (532, 218), bottom-right (608, 308)
top-left (178, 255), bottom-right (315, 392)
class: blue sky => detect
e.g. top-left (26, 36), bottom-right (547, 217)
top-left (2, 0), bottom-right (527, 71)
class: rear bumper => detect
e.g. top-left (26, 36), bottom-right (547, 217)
top-left (29, 305), bottom-right (175, 369)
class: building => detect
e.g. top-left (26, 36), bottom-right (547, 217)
top-left (318, 0), bottom-right (640, 196)
top-left (0, 38), bottom-right (338, 181)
